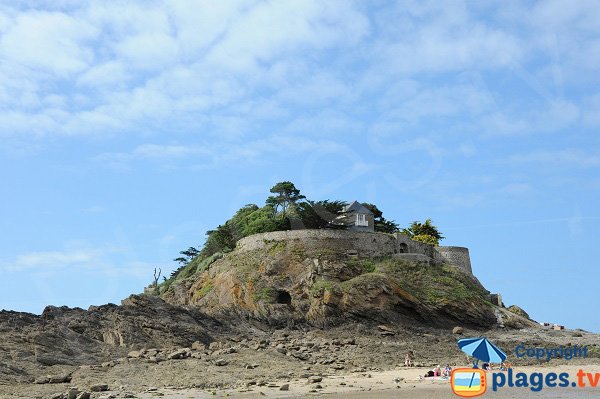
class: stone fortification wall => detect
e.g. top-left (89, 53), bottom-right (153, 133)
top-left (235, 229), bottom-right (474, 275)
top-left (435, 246), bottom-right (472, 274)
top-left (236, 230), bottom-right (397, 258)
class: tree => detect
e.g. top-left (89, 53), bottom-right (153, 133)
top-left (266, 181), bottom-right (306, 214)
top-left (297, 200), bottom-right (347, 229)
top-left (361, 203), bottom-right (399, 233)
top-left (241, 205), bottom-right (288, 236)
top-left (174, 247), bottom-right (200, 265)
top-left (402, 219), bottom-right (444, 245)
top-left (200, 203), bottom-right (288, 258)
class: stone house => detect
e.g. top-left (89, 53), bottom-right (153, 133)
top-left (333, 201), bottom-right (375, 232)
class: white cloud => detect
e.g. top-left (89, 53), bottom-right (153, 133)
top-left (13, 248), bottom-right (101, 270)
top-left (0, 242), bottom-right (151, 279)
top-left (582, 93), bottom-right (600, 127)
top-left (483, 99), bottom-right (580, 136)
top-left (0, 1), bottom-right (597, 144)
top-left (77, 61), bottom-right (130, 87)
top-left (133, 144), bottom-right (209, 159)
top-left (369, 2), bottom-right (524, 75)
top-left (0, 10), bottom-right (97, 76)
top-left (96, 143), bottom-right (209, 170)
top-left (205, 1), bottom-right (368, 73)
top-left (96, 135), bottom-right (348, 170)
top-left (457, 141), bottom-right (477, 157)
top-left (115, 33), bottom-right (179, 71)
top-left (84, 205), bottom-right (105, 213)
top-left (505, 150), bottom-right (600, 168)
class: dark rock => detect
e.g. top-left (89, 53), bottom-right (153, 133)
top-left (66, 387), bottom-right (80, 399)
top-left (48, 374), bottom-right (72, 384)
top-left (90, 383), bottom-right (109, 392)
top-left (167, 348), bottom-right (190, 360)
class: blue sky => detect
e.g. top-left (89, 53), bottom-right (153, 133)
top-left (0, 1), bottom-right (599, 332)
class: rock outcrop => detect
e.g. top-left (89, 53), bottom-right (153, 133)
top-left (507, 304), bottom-right (530, 319)
top-left (0, 295), bottom-right (229, 384)
top-left (162, 238), bottom-right (497, 329)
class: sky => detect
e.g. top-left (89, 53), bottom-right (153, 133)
top-left (0, 1), bottom-right (599, 332)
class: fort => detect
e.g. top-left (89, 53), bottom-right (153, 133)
top-left (236, 229), bottom-right (473, 276)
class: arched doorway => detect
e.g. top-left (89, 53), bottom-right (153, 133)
top-left (399, 243), bottom-right (408, 253)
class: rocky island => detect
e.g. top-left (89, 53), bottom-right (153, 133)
top-left (1, 183), bottom-right (598, 398)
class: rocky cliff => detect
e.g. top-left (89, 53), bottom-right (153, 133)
top-left (0, 235), bottom-right (559, 395)
top-left (161, 237), bottom-right (498, 329)
top-left (0, 295), bottom-right (234, 384)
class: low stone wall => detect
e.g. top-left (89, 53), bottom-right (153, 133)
top-left (235, 229), bottom-right (474, 275)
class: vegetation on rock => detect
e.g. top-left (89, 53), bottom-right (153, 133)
top-left (402, 218), bottom-right (444, 245)
top-left (157, 181), bottom-right (444, 296)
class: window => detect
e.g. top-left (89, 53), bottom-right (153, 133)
top-left (356, 213), bottom-right (368, 226)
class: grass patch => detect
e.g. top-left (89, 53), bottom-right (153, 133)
top-left (346, 258), bottom-right (376, 273)
top-left (289, 244), bottom-right (306, 260)
top-left (267, 241), bottom-right (287, 255)
top-left (195, 282), bottom-right (214, 299)
top-left (353, 257), bottom-right (489, 305)
top-left (159, 252), bottom-right (224, 295)
top-left (254, 287), bottom-right (277, 303)
top-left (227, 249), bottom-right (265, 282)
top-left (311, 279), bottom-right (335, 295)
top-left (195, 252), bottom-right (223, 274)
top-left (314, 248), bottom-right (335, 258)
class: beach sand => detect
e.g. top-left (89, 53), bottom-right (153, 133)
top-left (127, 364), bottom-right (600, 399)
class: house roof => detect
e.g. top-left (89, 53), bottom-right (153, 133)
top-left (344, 200), bottom-right (373, 215)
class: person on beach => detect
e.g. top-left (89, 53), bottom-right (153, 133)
top-left (433, 364), bottom-right (441, 376)
top-left (443, 364), bottom-right (452, 377)
top-left (404, 351), bottom-right (414, 367)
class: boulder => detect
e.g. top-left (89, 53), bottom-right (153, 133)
top-left (191, 341), bottom-right (206, 351)
top-left (452, 326), bottom-right (464, 335)
top-left (66, 387), bottom-right (80, 399)
top-left (48, 374), bottom-right (72, 384)
top-left (90, 384), bottom-right (109, 392)
top-left (127, 351), bottom-right (142, 358)
top-left (167, 348), bottom-right (191, 360)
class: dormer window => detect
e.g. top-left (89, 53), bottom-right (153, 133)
top-left (356, 213), bottom-right (368, 226)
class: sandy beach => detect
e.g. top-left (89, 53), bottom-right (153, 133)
top-left (122, 364), bottom-right (600, 399)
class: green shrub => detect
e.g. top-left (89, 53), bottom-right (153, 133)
top-left (412, 234), bottom-right (439, 246)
